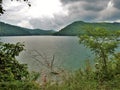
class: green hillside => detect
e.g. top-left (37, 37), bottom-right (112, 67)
top-left (55, 21), bottom-right (120, 36)
top-left (0, 22), bottom-right (30, 36)
top-left (0, 22), bottom-right (55, 36)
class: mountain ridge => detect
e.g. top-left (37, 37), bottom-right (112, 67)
top-left (55, 21), bottom-right (120, 36)
top-left (1, 21), bottom-right (120, 36)
top-left (0, 22), bottom-right (56, 36)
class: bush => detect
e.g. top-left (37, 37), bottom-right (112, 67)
top-left (0, 81), bottom-right (40, 90)
top-left (0, 42), bottom-right (29, 81)
top-left (0, 42), bottom-right (40, 89)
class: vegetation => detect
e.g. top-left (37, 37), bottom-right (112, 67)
top-left (1, 1), bottom-right (119, 90)
top-left (79, 27), bottom-right (120, 81)
top-left (43, 27), bottom-right (120, 90)
top-left (0, 27), bottom-right (120, 90)
top-left (55, 21), bottom-right (120, 36)
top-left (0, 42), bottom-right (40, 89)
top-left (45, 61), bottom-right (120, 90)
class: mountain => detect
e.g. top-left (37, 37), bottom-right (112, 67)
top-left (1, 21), bottom-right (120, 36)
top-left (0, 22), bottom-right (56, 36)
top-left (29, 29), bottom-right (55, 35)
top-left (55, 21), bottom-right (120, 36)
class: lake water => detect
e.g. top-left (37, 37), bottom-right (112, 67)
top-left (0, 36), bottom-right (93, 71)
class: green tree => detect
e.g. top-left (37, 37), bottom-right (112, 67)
top-left (0, 42), bottom-right (29, 81)
top-left (79, 27), bottom-right (120, 81)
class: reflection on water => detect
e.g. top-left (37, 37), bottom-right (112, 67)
top-left (0, 36), bottom-right (93, 71)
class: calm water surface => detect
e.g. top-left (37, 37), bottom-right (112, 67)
top-left (0, 36), bottom-right (93, 71)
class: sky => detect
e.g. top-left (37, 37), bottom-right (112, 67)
top-left (0, 0), bottom-right (120, 31)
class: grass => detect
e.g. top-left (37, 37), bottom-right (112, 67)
top-left (0, 59), bottom-right (120, 90)
top-left (0, 81), bottom-right (40, 90)
top-left (45, 68), bottom-right (120, 90)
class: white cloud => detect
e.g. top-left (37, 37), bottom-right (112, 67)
top-left (2, 0), bottom-right (25, 10)
top-left (115, 19), bottom-right (120, 22)
top-left (2, 0), bottom-right (68, 19)
top-left (26, 0), bottom-right (68, 18)
top-left (107, 0), bottom-right (113, 9)
top-left (17, 20), bottom-right (33, 29)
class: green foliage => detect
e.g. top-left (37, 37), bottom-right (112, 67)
top-left (79, 27), bottom-right (119, 55)
top-left (0, 42), bottom-right (25, 57)
top-left (0, 42), bottom-right (41, 89)
top-left (109, 53), bottom-right (120, 76)
top-left (0, 42), bottom-right (29, 81)
top-left (0, 81), bottom-right (40, 90)
top-left (79, 27), bottom-right (120, 82)
top-left (44, 60), bottom-right (120, 90)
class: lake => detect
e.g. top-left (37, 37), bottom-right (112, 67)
top-left (0, 36), bottom-right (93, 71)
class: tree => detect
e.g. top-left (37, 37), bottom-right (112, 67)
top-left (0, 0), bottom-right (31, 15)
top-left (0, 42), bottom-right (29, 81)
top-left (79, 27), bottom-right (120, 81)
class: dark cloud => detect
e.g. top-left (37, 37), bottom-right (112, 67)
top-left (61, 0), bottom-right (108, 21)
top-left (60, 0), bottom-right (80, 4)
top-left (60, 0), bottom-right (99, 4)
top-left (82, 2), bottom-right (107, 11)
top-left (113, 0), bottom-right (120, 9)
top-left (61, 0), bottom-right (110, 4)
top-left (61, 0), bottom-right (110, 11)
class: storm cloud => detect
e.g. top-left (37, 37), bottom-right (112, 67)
top-left (0, 0), bottom-right (120, 30)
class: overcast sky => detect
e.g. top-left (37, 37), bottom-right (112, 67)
top-left (0, 0), bottom-right (120, 30)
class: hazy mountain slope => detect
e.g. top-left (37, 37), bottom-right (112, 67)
top-left (0, 22), bottom-right (55, 36)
